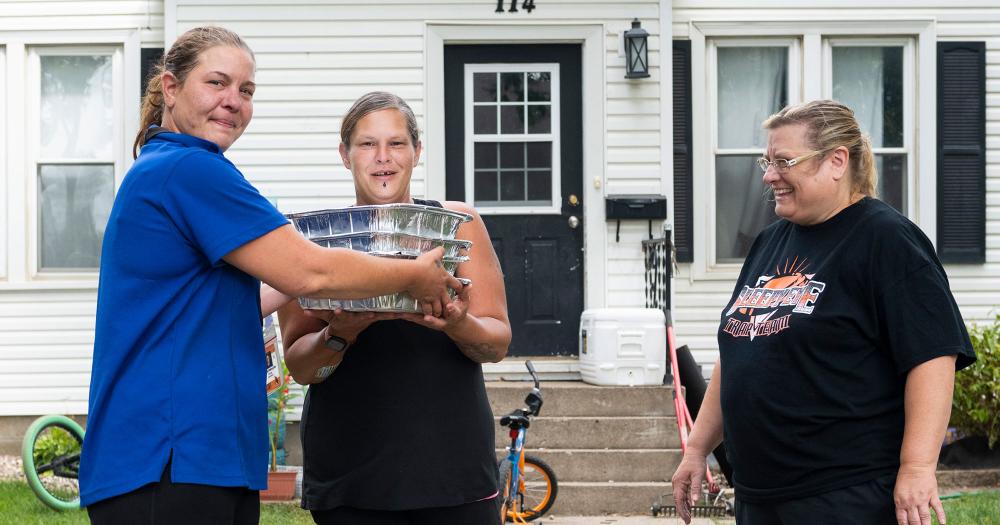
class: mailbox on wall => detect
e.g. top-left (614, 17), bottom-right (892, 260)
top-left (605, 194), bottom-right (667, 241)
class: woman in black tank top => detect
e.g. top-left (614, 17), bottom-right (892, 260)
top-left (277, 92), bottom-right (511, 525)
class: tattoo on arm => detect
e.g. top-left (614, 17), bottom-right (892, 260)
top-left (458, 342), bottom-right (497, 363)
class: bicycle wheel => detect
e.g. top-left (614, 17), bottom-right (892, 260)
top-left (507, 454), bottom-right (558, 522)
top-left (21, 415), bottom-right (85, 511)
top-left (497, 458), bottom-right (513, 523)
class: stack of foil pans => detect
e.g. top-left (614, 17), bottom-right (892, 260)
top-left (287, 204), bottom-right (470, 240)
top-left (287, 203), bottom-right (473, 312)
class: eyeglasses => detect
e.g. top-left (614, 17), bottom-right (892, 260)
top-left (756, 150), bottom-right (825, 173)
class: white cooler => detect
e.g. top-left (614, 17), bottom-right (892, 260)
top-left (578, 308), bottom-right (666, 386)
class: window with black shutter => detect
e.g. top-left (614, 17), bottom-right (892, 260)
top-left (937, 42), bottom-right (986, 264)
top-left (673, 40), bottom-right (693, 263)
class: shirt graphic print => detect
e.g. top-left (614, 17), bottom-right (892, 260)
top-left (722, 257), bottom-right (826, 341)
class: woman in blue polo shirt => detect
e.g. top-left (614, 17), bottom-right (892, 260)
top-left (80, 27), bottom-right (460, 524)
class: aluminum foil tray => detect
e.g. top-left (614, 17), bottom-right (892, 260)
top-left (287, 204), bottom-right (472, 240)
top-left (311, 232), bottom-right (472, 259)
top-left (299, 278), bottom-right (472, 313)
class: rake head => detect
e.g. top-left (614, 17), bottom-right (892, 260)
top-left (650, 504), bottom-right (729, 518)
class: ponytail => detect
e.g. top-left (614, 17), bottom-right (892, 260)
top-left (133, 65), bottom-right (165, 159)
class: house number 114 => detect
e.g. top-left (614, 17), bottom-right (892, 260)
top-left (496, 0), bottom-right (536, 13)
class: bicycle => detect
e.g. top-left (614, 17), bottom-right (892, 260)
top-left (497, 360), bottom-right (558, 523)
top-left (21, 414), bottom-right (86, 511)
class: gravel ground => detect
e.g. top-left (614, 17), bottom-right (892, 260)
top-left (0, 454), bottom-right (24, 481)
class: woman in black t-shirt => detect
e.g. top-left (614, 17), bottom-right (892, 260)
top-left (670, 100), bottom-right (975, 525)
top-left (277, 92), bottom-right (511, 525)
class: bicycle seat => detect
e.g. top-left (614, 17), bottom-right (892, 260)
top-left (499, 408), bottom-right (531, 429)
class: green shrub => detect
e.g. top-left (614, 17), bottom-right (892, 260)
top-left (951, 313), bottom-right (1000, 448)
top-left (32, 427), bottom-right (81, 472)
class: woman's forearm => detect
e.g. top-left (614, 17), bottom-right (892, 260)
top-left (446, 314), bottom-right (511, 363)
top-left (283, 326), bottom-right (344, 385)
top-left (900, 355), bottom-right (957, 468)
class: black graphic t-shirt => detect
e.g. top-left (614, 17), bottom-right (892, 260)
top-left (718, 197), bottom-right (975, 502)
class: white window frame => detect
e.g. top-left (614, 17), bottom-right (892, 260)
top-left (709, 38), bottom-right (801, 266)
top-left (0, 46), bottom-right (6, 282)
top-left (463, 62), bottom-right (562, 215)
top-left (688, 18), bottom-right (936, 281)
top-left (26, 45), bottom-right (126, 280)
top-left (823, 37), bottom-right (916, 215)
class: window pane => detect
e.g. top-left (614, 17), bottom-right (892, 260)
top-left (500, 142), bottom-right (524, 169)
top-left (474, 142), bottom-right (498, 169)
top-left (38, 164), bottom-right (114, 269)
top-left (876, 154), bottom-right (906, 213)
top-left (833, 46), bottom-right (904, 148)
top-left (715, 155), bottom-right (777, 262)
top-left (500, 73), bottom-right (524, 102)
top-left (500, 106), bottom-right (524, 134)
top-left (473, 72), bottom-right (497, 102)
top-left (41, 55), bottom-right (113, 159)
top-left (500, 171), bottom-right (525, 201)
top-left (528, 72), bottom-right (551, 102)
top-left (717, 47), bottom-right (788, 149)
top-left (474, 106), bottom-right (496, 134)
top-left (527, 105), bottom-right (551, 134)
top-left (526, 142), bottom-right (551, 168)
top-left (527, 170), bottom-right (552, 201)
top-left (474, 171), bottom-right (499, 202)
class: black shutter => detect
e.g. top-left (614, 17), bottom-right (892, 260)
top-left (937, 42), bottom-right (985, 264)
top-left (673, 40), bottom-right (693, 263)
top-left (140, 48), bottom-right (164, 95)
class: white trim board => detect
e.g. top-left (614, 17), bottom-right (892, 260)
top-left (425, 23), bottom-right (607, 309)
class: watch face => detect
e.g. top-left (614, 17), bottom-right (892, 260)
top-left (324, 334), bottom-right (347, 352)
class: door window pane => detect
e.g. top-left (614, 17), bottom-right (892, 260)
top-left (500, 171), bottom-right (524, 201)
top-left (41, 55), bottom-right (113, 159)
top-left (717, 47), bottom-right (788, 149)
top-left (474, 106), bottom-right (496, 134)
top-left (527, 72), bottom-right (551, 101)
top-left (500, 73), bottom-right (524, 102)
top-left (500, 105), bottom-right (524, 134)
top-left (473, 73), bottom-right (497, 102)
top-left (833, 46), bottom-right (903, 148)
top-left (38, 164), bottom-right (114, 269)
top-left (715, 155), bottom-right (777, 262)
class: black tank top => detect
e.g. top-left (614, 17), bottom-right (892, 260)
top-left (299, 199), bottom-right (497, 511)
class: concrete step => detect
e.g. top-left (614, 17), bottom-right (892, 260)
top-left (487, 381), bottom-right (675, 417)
top-left (547, 481), bottom-right (676, 516)
top-left (494, 416), bottom-right (680, 450)
top-left (496, 449), bottom-right (682, 482)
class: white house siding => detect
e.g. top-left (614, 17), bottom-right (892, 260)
top-left (672, 1), bottom-right (1000, 367)
top-left (0, 0), bottom-right (163, 47)
top-left (0, 3), bottom-right (160, 416)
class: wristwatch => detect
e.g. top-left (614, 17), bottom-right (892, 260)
top-left (323, 325), bottom-right (349, 353)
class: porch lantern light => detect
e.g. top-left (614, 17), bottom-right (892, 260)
top-left (624, 18), bottom-right (650, 79)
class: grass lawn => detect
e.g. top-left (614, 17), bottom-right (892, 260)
top-left (708, 490), bottom-right (1000, 525)
top-left (0, 481), bottom-right (314, 525)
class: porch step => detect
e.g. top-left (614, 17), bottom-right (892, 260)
top-left (493, 416), bottom-right (680, 450)
top-left (487, 381), bottom-right (675, 417)
top-left (548, 481), bottom-right (675, 516)
top-left (495, 449), bottom-right (681, 482)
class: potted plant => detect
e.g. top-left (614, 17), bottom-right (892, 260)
top-left (261, 364), bottom-right (301, 501)
top-left (941, 313), bottom-right (1000, 469)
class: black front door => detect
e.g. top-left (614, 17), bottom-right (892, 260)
top-left (445, 44), bottom-right (583, 357)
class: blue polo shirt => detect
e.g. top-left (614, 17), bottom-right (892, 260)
top-left (80, 131), bottom-right (288, 506)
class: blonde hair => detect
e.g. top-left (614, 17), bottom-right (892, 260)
top-left (133, 26), bottom-right (255, 158)
top-left (762, 99), bottom-right (877, 197)
top-left (340, 92), bottom-right (419, 150)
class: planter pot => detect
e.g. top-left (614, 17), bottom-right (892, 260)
top-left (260, 470), bottom-right (297, 501)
